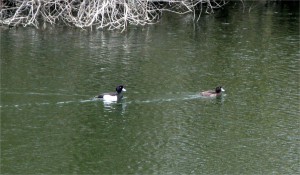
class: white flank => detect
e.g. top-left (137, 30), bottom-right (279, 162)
top-left (103, 95), bottom-right (118, 102)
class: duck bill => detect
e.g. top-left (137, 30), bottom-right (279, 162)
top-left (122, 88), bottom-right (126, 92)
top-left (221, 88), bottom-right (225, 92)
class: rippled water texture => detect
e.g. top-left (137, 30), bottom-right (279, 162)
top-left (1, 2), bottom-right (299, 174)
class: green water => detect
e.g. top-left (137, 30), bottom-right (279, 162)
top-left (1, 3), bottom-right (299, 174)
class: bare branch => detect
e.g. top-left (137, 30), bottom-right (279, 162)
top-left (0, 0), bottom-right (228, 30)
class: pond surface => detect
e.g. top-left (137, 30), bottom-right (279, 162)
top-left (1, 2), bottom-right (299, 174)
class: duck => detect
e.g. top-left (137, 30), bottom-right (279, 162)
top-left (95, 85), bottom-right (126, 102)
top-left (201, 86), bottom-right (225, 97)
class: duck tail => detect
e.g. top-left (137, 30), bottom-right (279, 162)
top-left (95, 95), bottom-right (103, 98)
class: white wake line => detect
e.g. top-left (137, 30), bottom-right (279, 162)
top-left (126, 94), bottom-right (202, 104)
top-left (0, 94), bottom-right (206, 109)
top-left (3, 91), bottom-right (90, 97)
top-left (0, 99), bottom-right (96, 108)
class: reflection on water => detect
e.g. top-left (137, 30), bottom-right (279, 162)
top-left (1, 2), bottom-right (299, 174)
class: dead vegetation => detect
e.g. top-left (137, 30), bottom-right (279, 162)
top-left (0, 0), bottom-right (227, 31)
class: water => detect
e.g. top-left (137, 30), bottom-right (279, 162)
top-left (1, 2), bottom-right (299, 174)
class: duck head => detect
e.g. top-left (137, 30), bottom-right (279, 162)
top-left (116, 85), bottom-right (126, 94)
top-left (215, 86), bottom-right (225, 93)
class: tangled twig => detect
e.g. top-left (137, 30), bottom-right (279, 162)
top-left (0, 0), bottom-right (227, 31)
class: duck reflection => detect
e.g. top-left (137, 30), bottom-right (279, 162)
top-left (103, 99), bottom-right (127, 114)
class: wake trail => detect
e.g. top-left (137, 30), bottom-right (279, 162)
top-left (0, 94), bottom-right (203, 109)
